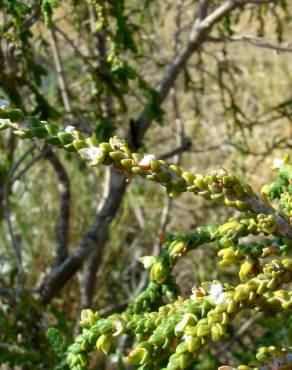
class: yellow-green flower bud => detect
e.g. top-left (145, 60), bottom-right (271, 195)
top-left (46, 136), bottom-right (62, 146)
top-left (218, 247), bottom-right (235, 260)
top-left (64, 143), bottom-right (77, 152)
top-left (150, 260), bottom-right (170, 284)
top-left (175, 313), bottom-right (197, 335)
top-left (218, 221), bottom-right (238, 236)
top-left (282, 300), bottom-right (292, 310)
top-left (274, 290), bottom-right (289, 300)
top-left (80, 309), bottom-right (95, 327)
top-left (57, 132), bottom-right (73, 144)
top-left (219, 258), bottom-right (236, 266)
top-left (73, 140), bottom-right (87, 150)
top-left (211, 193), bottom-right (224, 201)
top-left (126, 345), bottom-right (151, 365)
top-left (86, 137), bottom-right (99, 147)
top-left (182, 172), bottom-right (195, 184)
top-left (234, 288), bottom-right (249, 302)
top-left (211, 323), bottom-right (224, 342)
top-left (194, 176), bottom-right (206, 190)
top-left (99, 142), bottom-right (112, 152)
top-left (196, 321), bottom-right (210, 337)
top-left (121, 158), bottom-right (133, 168)
top-left (179, 353), bottom-right (192, 369)
top-left (132, 167), bottom-right (145, 175)
top-left (169, 241), bottom-right (186, 260)
top-left (282, 259), bottom-right (292, 271)
top-left (96, 334), bottom-right (112, 355)
top-left (31, 126), bottom-right (47, 138)
top-left (222, 175), bottom-right (236, 187)
top-left (184, 335), bottom-right (201, 352)
top-left (169, 165), bottom-right (182, 175)
top-left (120, 145), bottom-right (132, 157)
top-left (257, 281), bottom-right (268, 295)
top-left (227, 300), bottom-right (238, 314)
top-left (109, 151), bottom-right (124, 162)
top-left (224, 197), bottom-right (236, 207)
top-left (77, 353), bottom-right (87, 367)
top-left (239, 257), bottom-right (256, 281)
top-left (132, 153), bottom-right (142, 163)
top-left (235, 200), bottom-right (249, 211)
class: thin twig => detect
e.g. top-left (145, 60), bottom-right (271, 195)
top-left (53, 25), bottom-right (92, 63)
top-left (1, 146), bottom-right (37, 290)
top-left (10, 150), bottom-right (44, 184)
top-left (196, 0), bottom-right (209, 22)
top-left (244, 0), bottom-right (277, 3)
top-left (215, 313), bottom-right (261, 356)
top-left (8, 146), bottom-right (35, 179)
top-left (159, 140), bottom-right (191, 160)
top-left (3, 184), bottom-right (25, 289)
top-left (207, 35), bottom-right (292, 53)
top-left (50, 28), bottom-right (73, 116)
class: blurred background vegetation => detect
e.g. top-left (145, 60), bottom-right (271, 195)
top-left (0, 0), bottom-right (291, 369)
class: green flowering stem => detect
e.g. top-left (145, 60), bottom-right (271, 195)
top-left (219, 346), bottom-right (292, 369)
top-left (0, 106), bottom-right (291, 239)
top-left (1, 106), bottom-right (291, 369)
top-left (66, 258), bottom-right (292, 369)
top-left (142, 218), bottom-right (291, 287)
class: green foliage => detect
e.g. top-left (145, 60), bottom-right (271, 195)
top-left (0, 105), bottom-right (291, 369)
top-left (42, 0), bottom-right (59, 28)
top-left (0, 1), bottom-right (292, 369)
top-left (0, 292), bottom-right (57, 368)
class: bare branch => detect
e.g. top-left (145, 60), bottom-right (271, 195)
top-left (9, 146), bottom-right (35, 178)
top-left (98, 300), bottom-right (129, 316)
top-left (159, 140), bottom-right (191, 160)
top-left (50, 28), bottom-right (73, 116)
top-left (10, 151), bottom-right (44, 184)
top-left (39, 169), bottom-right (127, 304)
top-left (207, 35), bottom-right (292, 53)
top-left (135, 0), bottom-right (241, 146)
top-left (44, 147), bottom-right (71, 266)
top-left (243, 0), bottom-right (277, 3)
top-left (53, 25), bottom-right (90, 62)
top-left (196, 0), bottom-right (209, 22)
